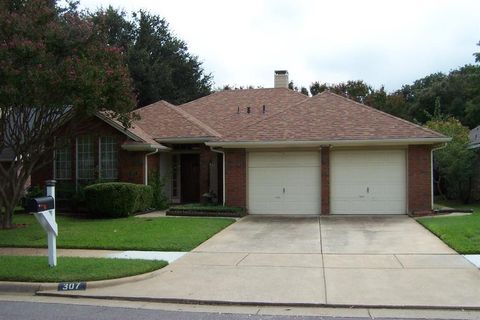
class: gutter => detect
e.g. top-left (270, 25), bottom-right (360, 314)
top-left (430, 143), bottom-right (448, 209)
top-left (206, 137), bottom-right (452, 148)
top-left (210, 147), bottom-right (226, 206)
top-left (144, 149), bottom-right (159, 185)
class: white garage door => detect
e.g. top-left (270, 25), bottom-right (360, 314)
top-left (331, 149), bottom-right (406, 215)
top-left (248, 151), bottom-right (321, 215)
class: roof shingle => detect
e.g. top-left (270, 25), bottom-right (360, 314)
top-left (179, 88), bottom-right (309, 136)
top-left (218, 91), bottom-right (446, 142)
top-left (134, 100), bottom-right (219, 140)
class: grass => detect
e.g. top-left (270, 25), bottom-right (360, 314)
top-left (0, 214), bottom-right (234, 251)
top-left (418, 201), bottom-right (480, 254)
top-left (0, 256), bottom-right (167, 282)
top-left (169, 203), bottom-right (244, 213)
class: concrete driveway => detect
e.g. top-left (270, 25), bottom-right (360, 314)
top-left (46, 215), bottom-right (480, 308)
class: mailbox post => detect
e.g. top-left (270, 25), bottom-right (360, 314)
top-left (26, 180), bottom-right (58, 267)
top-left (45, 180), bottom-right (57, 267)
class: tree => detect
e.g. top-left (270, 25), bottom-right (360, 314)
top-left (0, 0), bottom-right (136, 229)
top-left (426, 118), bottom-right (476, 203)
top-left (91, 7), bottom-right (212, 107)
top-left (474, 41), bottom-right (480, 63)
top-left (309, 81), bottom-right (328, 96)
top-left (288, 81), bottom-right (309, 96)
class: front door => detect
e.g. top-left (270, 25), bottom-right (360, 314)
top-left (180, 154), bottom-right (200, 203)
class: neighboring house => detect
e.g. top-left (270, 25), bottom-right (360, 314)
top-left (32, 71), bottom-right (450, 215)
top-left (470, 125), bottom-right (480, 201)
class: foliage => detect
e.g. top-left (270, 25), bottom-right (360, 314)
top-left (0, 214), bottom-right (235, 251)
top-left (148, 170), bottom-right (168, 210)
top-left (217, 84), bottom-right (263, 91)
top-left (0, 256), bottom-right (167, 282)
top-left (84, 182), bottom-right (153, 217)
top-left (288, 81), bottom-right (309, 96)
top-left (426, 118), bottom-right (476, 202)
top-left (91, 7), bottom-right (212, 107)
top-left (307, 42), bottom-right (480, 129)
top-left (25, 185), bottom-right (43, 199)
top-left (418, 201), bottom-right (480, 254)
top-left (0, 0), bottom-right (136, 229)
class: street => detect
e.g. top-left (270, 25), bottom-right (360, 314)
top-left (0, 301), bottom-right (371, 320)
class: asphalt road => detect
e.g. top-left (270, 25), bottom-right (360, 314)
top-left (0, 301), bottom-right (397, 320)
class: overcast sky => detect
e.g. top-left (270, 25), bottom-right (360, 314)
top-left (79, 0), bottom-right (480, 92)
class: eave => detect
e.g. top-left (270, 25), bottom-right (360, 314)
top-left (206, 137), bottom-right (452, 148)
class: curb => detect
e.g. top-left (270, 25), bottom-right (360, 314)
top-left (0, 267), bottom-right (167, 294)
top-left (32, 293), bottom-right (480, 311)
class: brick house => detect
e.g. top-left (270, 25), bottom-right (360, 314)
top-left (32, 71), bottom-right (450, 215)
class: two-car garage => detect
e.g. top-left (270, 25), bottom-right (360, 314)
top-left (247, 149), bottom-right (407, 215)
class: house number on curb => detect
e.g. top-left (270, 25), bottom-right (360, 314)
top-left (57, 282), bottom-right (87, 291)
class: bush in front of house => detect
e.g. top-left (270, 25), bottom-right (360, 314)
top-left (84, 183), bottom-right (153, 218)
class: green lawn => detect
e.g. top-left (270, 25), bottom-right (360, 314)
top-left (0, 256), bottom-right (167, 282)
top-left (0, 214), bottom-right (234, 251)
top-left (418, 201), bottom-right (480, 254)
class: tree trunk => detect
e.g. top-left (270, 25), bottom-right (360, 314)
top-left (435, 175), bottom-right (445, 200)
top-left (1, 207), bottom-right (13, 229)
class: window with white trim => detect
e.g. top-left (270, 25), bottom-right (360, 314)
top-left (77, 136), bottom-right (95, 180)
top-left (100, 136), bottom-right (118, 180)
top-left (54, 137), bottom-right (72, 180)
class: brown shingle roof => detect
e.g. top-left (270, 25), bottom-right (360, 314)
top-left (218, 91), bottom-right (446, 142)
top-left (179, 88), bottom-right (309, 136)
top-left (134, 100), bottom-right (220, 140)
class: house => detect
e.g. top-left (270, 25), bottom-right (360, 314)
top-left (31, 71), bottom-right (450, 215)
top-left (470, 125), bottom-right (480, 201)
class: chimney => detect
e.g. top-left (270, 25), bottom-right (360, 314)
top-left (274, 70), bottom-right (289, 88)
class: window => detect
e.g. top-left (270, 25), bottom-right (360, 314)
top-left (54, 137), bottom-right (72, 180)
top-left (100, 136), bottom-right (118, 180)
top-left (77, 136), bottom-right (94, 180)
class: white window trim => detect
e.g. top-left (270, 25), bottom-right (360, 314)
top-left (53, 137), bottom-right (72, 181)
top-left (76, 136), bottom-right (95, 182)
top-left (99, 136), bottom-right (119, 181)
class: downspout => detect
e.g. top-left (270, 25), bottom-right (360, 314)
top-left (144, 149), bottom-right (159, 185)
top-left (210, 147), bottom-right (226, 206)
top-left (431, 143), bottom-right (448, 208)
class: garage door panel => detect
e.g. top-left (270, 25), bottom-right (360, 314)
top-left (248, 152), bottom-right (321, 215)
top-left (331, 150), bottom-right (406, 215)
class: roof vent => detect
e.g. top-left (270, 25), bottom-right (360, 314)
top-left (274, 70), bottom-right (289, 88)
top-left (262, 105), bottom-right (266, 113)
top-left (246, 107), bottom-right (251, 114)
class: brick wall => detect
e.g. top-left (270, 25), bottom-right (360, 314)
top-left (199, 145), bottom-right (215, 196)
top-left (225, 149), bottom-right (246, 208)
top-left (408, 145), bottom-right (433, 214)
top-left (119, 151), bottom-right (145, 185)
top-left (31, 116), bottom-right (145, 187)
top-left (321, 147), bottom-right (330, 215)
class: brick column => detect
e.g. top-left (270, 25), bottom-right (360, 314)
top-left (408, 145), bottom-right (433, 214)
top-left (199, 145), bottom-right (214, 195)
top-left (321, 147), bottom-right (330, 215)
top-left (225, 149), bottom-right (246, 208)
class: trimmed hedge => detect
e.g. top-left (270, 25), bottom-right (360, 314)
top-left (84, 183), bottom-right (153, 218)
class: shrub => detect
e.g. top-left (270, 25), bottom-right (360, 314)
top-left (148, 170), bottom-right (168, 210)
top-left (84, 183), bottom-right (153, 218)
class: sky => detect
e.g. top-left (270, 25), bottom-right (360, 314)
top-left (79, 0), bottom-right (480, 92)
